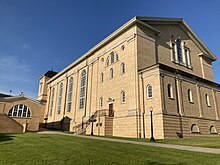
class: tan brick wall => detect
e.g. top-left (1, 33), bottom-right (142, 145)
top-left (1, 98), bottom-right (44, 132)
top-left (38, 19), bottom-right (220, 139)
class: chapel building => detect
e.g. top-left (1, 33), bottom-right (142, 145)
top-left (38, 16), bottom-right (220, 139)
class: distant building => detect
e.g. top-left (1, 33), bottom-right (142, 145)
top-left (0, 71), bottom-right (57, 133)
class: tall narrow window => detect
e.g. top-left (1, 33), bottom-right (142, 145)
top-left (49, 88), bottom-right (55, 116)
top-left (100, 73), bottom-right (104, 83)
top-left (205, 94), bottom-right (210, 107)
top-left (67, 77), bottom-right (73, 112)
top-left (171, 43), bottom-right (176, 61)
top-left (147, 85), bottom-right (153, 98)
top-left (187, 89), bottom-right (193, 102)
top-left (176, 39), bottom-right (183, 63)
top-left (57, 83), bottom-right (63, 114)
top-left (121, 63), bottom-right (125, 74)
top-left (79, 70), bottom-right (86, 109)
top-left (185, 48), bottom-right (191, 67)
top-left (110, 52), bottom-right (114, 63)
top-left (168, 84), bottom-right (173, 98)
top-left (121, 91), bottom-right (125, 103)
top-left (99, 97), bottom-right (103, 109)
top-left (110, 68), bottom-right (113, 79)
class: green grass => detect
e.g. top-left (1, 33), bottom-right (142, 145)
top-left (0, 133), bottom-right (220, 165)
top-left (101, 135), bottom-right (220, 149)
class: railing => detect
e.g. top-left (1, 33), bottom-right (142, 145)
top-left (73, 109), bottom-right (114, 134)
top-left (94, 109), bottom-right (114, 118)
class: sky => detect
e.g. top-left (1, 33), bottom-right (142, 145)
top-left (0, 0), bottom-right (220, 98)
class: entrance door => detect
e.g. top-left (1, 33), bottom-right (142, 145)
top-left (109, 103), bottom-right (114, 117)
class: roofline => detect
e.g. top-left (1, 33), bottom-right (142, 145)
top-left (137, 16), bottom-right (216, 61)
top-left (2, 95), bottom-right (41, 104)
top-left (181, 20), bottom-right (216, 61)
top-left (47, 17), bottom-right (160, 84)
top-left (47, 16), bottom-right (216, 84)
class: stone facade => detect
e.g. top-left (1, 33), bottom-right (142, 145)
top-left (38, 16), bottom-right (220, 139)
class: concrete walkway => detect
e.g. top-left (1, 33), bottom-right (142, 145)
top-left (38, 131), bottom-right (220, 154)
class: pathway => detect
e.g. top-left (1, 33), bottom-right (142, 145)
top-left (38, 131), bottom-right (220, 154)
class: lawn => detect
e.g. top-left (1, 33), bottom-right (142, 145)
top-left (0, 133), bottom-right (220, 165)
top-left (102, 135), bottom-right (220, 149)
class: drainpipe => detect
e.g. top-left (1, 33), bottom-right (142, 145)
top-left (174, 70), bottom-right (183, 137)
top-left (141, 73), bottom-right (146, 138)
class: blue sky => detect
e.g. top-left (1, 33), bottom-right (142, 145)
top-left (1, 0), bottom-right (220, 98)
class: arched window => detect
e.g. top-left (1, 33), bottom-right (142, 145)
top-left (176, 38), bottom-right (183, 63)
top-left (57, 83), bottom-right (63, 114)
top-left (210, 125), bottom-right (217, 134)
top-left (8, 104), bottom-right (31, 118)
top-left (147, 85), bottom-right (152, 98)
top-left (49, 87), bottom-right (55, 116)
top-left (110, 52), bottom-right (114, 64)
top-left (79, 70), bottom-right (86, 109)
top-left (167, 84), bottom-right (173, 98)
top-left (100, 73), bottom-right (104, 83)
top-left (121, 91), bottom-right (125, 103)
top-left (205, 94), bottom-right (210, 107)
top-left (121, 63), bottom-right (125, 74)
top-left (187, 89), bottom-right (193, 102)
top-left (110, 68), bottom-right (113, 79)
top-left (99, 97), bottom-right (103, 109)
top-left (67, 77), bottom-right (73, 112)
top-left (191, 124), bottom-right (200, 133)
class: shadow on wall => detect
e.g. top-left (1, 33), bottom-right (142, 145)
top-left (0, 134), bottom-right (15, 143)
top-left (40, 116), bottom-right (72, 132)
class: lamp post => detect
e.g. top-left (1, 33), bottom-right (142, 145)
top-left (150, 110), bottom-right (155, 142)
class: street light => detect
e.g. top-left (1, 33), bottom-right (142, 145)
top-left (150, 109), bottom-right (155, 142)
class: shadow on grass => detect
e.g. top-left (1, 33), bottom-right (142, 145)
top-left (146, 161), bottom-right (184, 165)
top-left (0, 134), bottom-right (14, 142)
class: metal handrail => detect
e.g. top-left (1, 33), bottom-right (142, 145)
top-left (73, 109), bottom-right (114, 134)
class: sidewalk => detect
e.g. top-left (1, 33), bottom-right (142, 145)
top-left (38, 131), bottom-right (220, 154)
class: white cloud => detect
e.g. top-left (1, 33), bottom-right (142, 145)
top-left (0, 54), bottom-right (32, 83)
top-left (22, 43), bottom-right (30, 49)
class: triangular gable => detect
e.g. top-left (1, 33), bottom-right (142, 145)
top-left (136, 16), bottom-right (216, 61)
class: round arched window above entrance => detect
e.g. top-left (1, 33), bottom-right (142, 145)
top-left (8, 104), bottom-right (31, 118)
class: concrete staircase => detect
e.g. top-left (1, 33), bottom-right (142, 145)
top-left (0, 113), bottom-right (23, 133)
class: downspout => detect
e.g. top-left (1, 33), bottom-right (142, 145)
top-left (141, 73), bottom-right (146, 138)
top-left (174, 71), bottom-right (183, 137)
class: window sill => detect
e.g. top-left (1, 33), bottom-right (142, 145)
top-left (105, 60), bottom-right (119, 68)
top-left (207, 105), bottom-right (211, 107)
top-left (188, 101), bottom-right (194, 104)
top-left (146, 97), bottom-right (153, 100)
top-left (168, 97), bottom-right (175, 100)
top-left (171, 60), bottom-right (193, 70)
